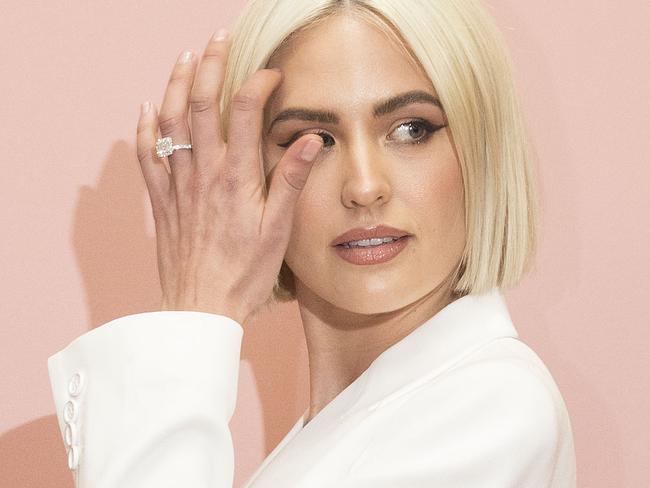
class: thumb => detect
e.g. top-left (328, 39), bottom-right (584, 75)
top-left (262, 134), bottom-right (322, 240)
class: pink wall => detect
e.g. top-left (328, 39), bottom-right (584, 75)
top-left (1, 1), bottom-right (647, 486)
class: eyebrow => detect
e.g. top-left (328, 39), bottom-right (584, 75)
top-left (266, 89), bottom-right (442, 134)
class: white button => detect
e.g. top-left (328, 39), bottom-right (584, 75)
top-left (68, 444), bottom-right (80, 470)
top-left (63, 399), bottom-right (78, 423)
top-left (64, 422), bottom-right (77, 447)
top-left (68, 372), bottom-right (85, 396)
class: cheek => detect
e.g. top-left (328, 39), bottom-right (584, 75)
top-left (409, 152), bottom-right (465, 233)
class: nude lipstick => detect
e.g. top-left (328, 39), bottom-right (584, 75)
top-left (330, 225), bottom-right (412, 265)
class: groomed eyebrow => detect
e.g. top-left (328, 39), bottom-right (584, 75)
top-left (266, 89), bottom-right (442, 134)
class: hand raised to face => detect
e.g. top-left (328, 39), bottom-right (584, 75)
top-left (135, 28), bottom-right (323, 324)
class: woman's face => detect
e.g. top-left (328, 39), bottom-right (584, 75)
top-left (262, 15), bottom-right (466, 315)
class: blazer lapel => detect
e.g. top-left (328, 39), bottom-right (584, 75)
top-left (344, 286), bottom-right (519, 416)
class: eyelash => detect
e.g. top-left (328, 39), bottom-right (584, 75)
top-left (276, 119), bottom-right (447, 149)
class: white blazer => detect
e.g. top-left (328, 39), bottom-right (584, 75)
top-left (47, 287), bottom-right (577, 487)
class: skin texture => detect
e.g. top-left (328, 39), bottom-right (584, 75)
top-left (262, 15), bottom-right (467, 424)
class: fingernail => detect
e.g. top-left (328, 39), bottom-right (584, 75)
top-left (212, 27), bottom-right (229, 41)
top-left (140, 101), bottom-right (151, 116)
top-left (178, 50), bottom-right (193, 64)
top-left (300, 139), bottom-right (322, 161)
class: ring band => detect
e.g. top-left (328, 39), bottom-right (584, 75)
top-left (155, 137), bottom-right (192, 158)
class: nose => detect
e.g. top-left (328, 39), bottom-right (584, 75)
top-left (340, 139), bottom-right (392, 209)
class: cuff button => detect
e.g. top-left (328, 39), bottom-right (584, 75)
top-left (64, 422), bottom-right (77, 447)
top-left (68, 372), bottom-right (85, 397)
top-left (63, 399), bottom-right (78, 424)
top-left (68, 445), bottom-right (80, 470)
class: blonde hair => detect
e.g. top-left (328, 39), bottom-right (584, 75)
top-left (219, 0), bottom-right (540, 302)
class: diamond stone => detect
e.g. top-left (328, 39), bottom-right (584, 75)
top-left (156, 137), bottom-right (173, 157)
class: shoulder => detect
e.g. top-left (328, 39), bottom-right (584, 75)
top-left (407, 337), bottom-right (568, 443)
top-left (348, 338), bottom-right (571, 485)
top-left (350, 338), bottom-right (565, 474)
top-left (403, 338), bottom-right (564, 441)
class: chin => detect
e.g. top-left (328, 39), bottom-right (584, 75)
top-left (328, 285), bottom-right (417, 316)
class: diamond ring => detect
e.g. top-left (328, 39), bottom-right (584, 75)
top-left (155, 137), bottom-right (192, 158)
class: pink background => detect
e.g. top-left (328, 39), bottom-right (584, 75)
top-left (1, 1), bottom-right (648, 486)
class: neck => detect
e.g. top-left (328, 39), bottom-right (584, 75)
top-left (296, 280), bottom-right (457, 425)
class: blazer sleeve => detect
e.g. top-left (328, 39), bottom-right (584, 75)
top-left (47, 310), bottom-right (244, 488)
top-left (345, 358), bottom-right (575, 488)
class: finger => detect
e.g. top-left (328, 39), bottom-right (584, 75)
top-left (158, 49), bottom-right (197, 187)
top-left (189, 28), bottom-right (231, 167)
top-left (136, 101), bottom-right (172, 215)
top-left (224, 68), bottom-right (283, 195)
top-left (137, 101), bottom-right (179, 290)
top-left (262, 135), bottom-right (322, 247)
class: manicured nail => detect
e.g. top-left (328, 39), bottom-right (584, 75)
top-left (212, 28), bottom-right (229, 41)
top-left (300, 139), bottom-right (322, 161)
top-left (140, 101), bottom-right (151, 116)
top-left (178, 50), bottom-right (193, 64)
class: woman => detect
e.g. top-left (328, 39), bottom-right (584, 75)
top-left (47, 0), bottom-right (577, 486)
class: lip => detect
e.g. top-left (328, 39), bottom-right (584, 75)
top-left (333, 235), bottom-right (411, 265)
top-left (330, 225), bottom-right (412, 247)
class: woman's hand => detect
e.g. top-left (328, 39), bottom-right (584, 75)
top-left (135, 29), bottom-right (323, 324)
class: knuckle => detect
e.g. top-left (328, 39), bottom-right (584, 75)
top-left (202, 49), bottom-right (225, 63)
top-left (282, 169), bottom-right (307, 191)
top-left (136, 126), bottom-right (148, 142)
top-left (136, 118), bottom-right (149, 137)
top-left (190, 175), bottom-right (209, 195)
top-left (168, 69), bottom-right (191, 85)
top-left (218, 167), bottom-right (241, 193)
top-left (136, 145), bottom-right (153, 162)
top-left (158, 114), bottom-right (186, 135)
top-left (188, 94), bottom-right (214, 114)
top-left (232, 90), bottom-right (260, 111)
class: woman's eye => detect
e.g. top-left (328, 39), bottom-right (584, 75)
top-left (389, 120), bottom-right (446, 145)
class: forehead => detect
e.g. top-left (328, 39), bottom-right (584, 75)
top-left (265, 14), bottom-right (435, 116)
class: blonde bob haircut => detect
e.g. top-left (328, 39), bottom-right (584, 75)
top-left (218, 0), bottom-right (539, 303)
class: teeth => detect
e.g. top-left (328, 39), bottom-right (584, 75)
top-left (341, 237), bottom-right (400, 248)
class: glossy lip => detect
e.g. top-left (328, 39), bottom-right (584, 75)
top-left (333, 235), bottom-right (411, 265)
top-left (330, 225), bottom-right (412, 247)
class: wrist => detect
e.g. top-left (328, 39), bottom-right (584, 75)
top-left (160, 297), bottom-right (247, 324)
